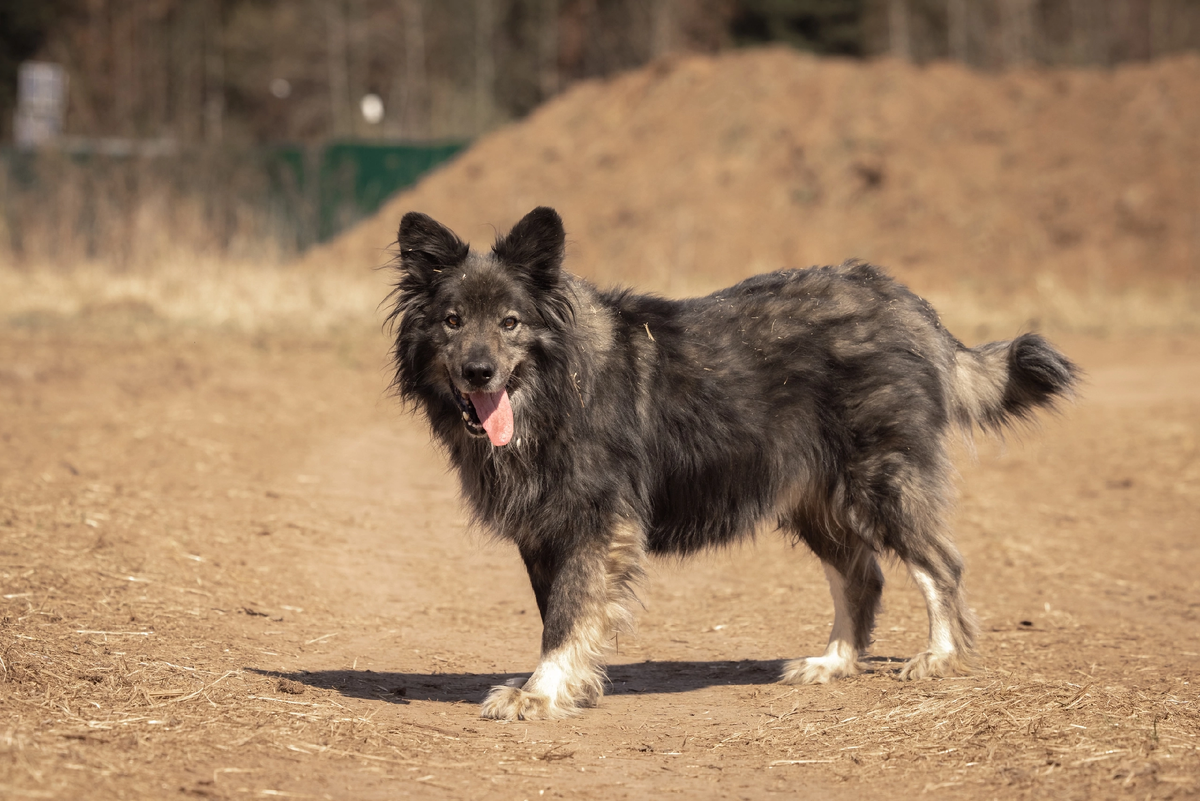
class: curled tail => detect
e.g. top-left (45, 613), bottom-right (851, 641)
top-left (950, 333), bottom-right (1080, 434)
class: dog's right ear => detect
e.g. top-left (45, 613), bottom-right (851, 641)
top-left (396, 212), bottom-right (469, 284)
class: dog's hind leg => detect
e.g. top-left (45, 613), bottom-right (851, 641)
top-left (781, 537), bottom-right (883, 684)
top-left (480, 519), bottom-right (644, 721)
top-left (897, 538), bottom-right (976, 680)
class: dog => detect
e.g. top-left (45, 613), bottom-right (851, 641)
top-left (386, 206), bottom-right (1078, 721)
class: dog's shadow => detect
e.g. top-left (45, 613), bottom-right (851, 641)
top-left (255, 657), bottom-right (908, 705)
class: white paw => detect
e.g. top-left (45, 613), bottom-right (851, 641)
top-left (480, 684), bottom-right (570, 721)
top-left (780, 654), bottom-right (862, 684)
top-left (897, 650), bottom-right (969, 680)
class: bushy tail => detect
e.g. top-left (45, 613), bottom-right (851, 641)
top-left (950, 333), bottom-right (1080, 434)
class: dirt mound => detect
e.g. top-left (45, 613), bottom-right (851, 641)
top-left (316, 47), bottom-right (1200, 298)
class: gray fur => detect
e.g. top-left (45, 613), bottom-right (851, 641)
top-left (387, 207), bottom-right (1079, 719)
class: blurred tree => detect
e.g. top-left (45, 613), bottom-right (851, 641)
top-left (5, 0), bottom-right (1200, 145)
top-left (887, 0), bottom-right (911, 58)
top-left (862, 0), bottom-right (1200, 67)
top-left (946, 0), bottom-right (966, 60)
top-left (730, 0), bottom-right (867, 55)
top-left (474, 0), bottom-right (497, 131)
top-left (325, 0), bottom-right (352, 138)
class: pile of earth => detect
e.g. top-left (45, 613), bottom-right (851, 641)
top-left (316, 47), bottom-right (1199, 303)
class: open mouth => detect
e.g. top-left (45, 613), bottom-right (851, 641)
top-left (450, 383), bottom-right (488, 437)
top-left (449, 378), bottom-right (516, 447)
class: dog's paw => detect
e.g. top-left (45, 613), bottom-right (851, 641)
top-left (897, 650), bottom-right (970, 680)
top-left (779, 655), bottom-right (862, 684)
top-left (480, 685), bottom-right (569, 721)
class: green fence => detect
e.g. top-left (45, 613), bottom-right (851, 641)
top-left (0, 140), bottom-right (467, 265)
top-left (267, 141), bottom-right (467, 245)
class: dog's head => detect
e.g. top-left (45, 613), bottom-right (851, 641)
top-left (388, 207), bottom-right (572, 447)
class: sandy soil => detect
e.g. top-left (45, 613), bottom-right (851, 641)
top-left (3, 44), bottom-right (1199, 801)
top-left (1, 314), bottom-right (1197, 800)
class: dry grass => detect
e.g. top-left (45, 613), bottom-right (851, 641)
top-left (1, 257), bottom-right (1198, 342)
top-left (924, 275), bottom-right (1200, 342)
top-left (9, 578), bottom-right (1191, 798)
top-left (0, 638), bottom-right (467, 798)
top-left (0, 258), bottom-right (389, 336)
top-left (714, 677), bottom-right (1199, 795)
top-left (0, 149), bottom-right (300, 273)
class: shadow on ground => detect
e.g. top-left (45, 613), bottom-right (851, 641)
top-left (255, 656), bottom-right (911, 705)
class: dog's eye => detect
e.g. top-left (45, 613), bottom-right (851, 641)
top-left (445, 314), bottom-right (461, 329)
top-left (502, 316), bottom-right (519, 331)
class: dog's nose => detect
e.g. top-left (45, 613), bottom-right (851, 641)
top-left (462, 361), bottom-right (495, 387)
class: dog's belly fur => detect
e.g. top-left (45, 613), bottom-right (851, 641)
top-left (389, 207), bottom-right (1079, 721)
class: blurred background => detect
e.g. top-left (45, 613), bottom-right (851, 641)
top-left (1, 0), bottom-right (1198, 333)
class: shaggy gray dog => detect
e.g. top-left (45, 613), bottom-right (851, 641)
top-left (387, 206), bottom-right (1078, 721)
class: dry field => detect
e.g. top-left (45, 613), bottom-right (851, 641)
top-left (3, 47), bottom-right (1199, 801)
top-left (0, 274), bottom-right (1197, 800)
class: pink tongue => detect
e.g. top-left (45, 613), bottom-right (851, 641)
top-left (469, 389), bottom-right (514, 447)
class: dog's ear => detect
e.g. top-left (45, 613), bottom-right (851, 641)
top-left (396, 212), bottom-right (469, 284)
top-left (492, 207), bottom-right (565, 287)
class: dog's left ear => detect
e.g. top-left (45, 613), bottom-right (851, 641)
top-left (493, 206), bottom-right (565, 288)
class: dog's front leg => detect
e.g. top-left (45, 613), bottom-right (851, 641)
top-left (481, 521), bottom-right (644, 721)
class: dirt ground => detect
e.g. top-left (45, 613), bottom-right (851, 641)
top-left (1, 310), bottom-right (1197, 800)
top-left (2, 44), bottom-right (1199, 801)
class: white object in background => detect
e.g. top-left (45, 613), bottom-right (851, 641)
top-left (14, 61), bottom-right (68, 149)
top-left (360, 93), bottom-right (384, 125)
